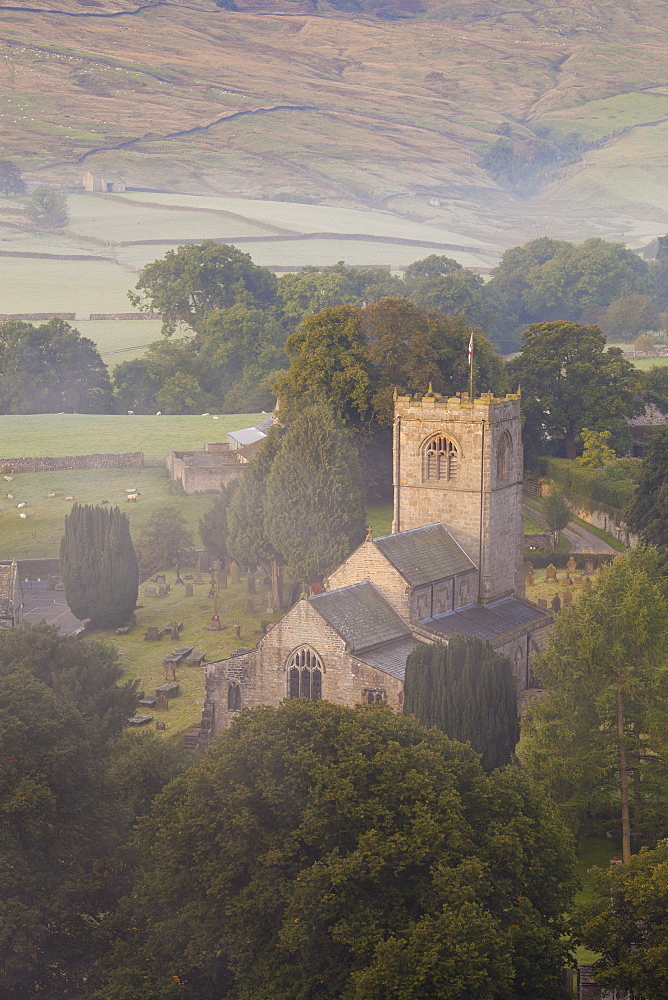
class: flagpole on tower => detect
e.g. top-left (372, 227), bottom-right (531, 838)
top-left (468, 333), bottom-right (474, 400)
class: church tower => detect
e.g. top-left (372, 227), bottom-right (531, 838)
top-left (392, 390), bottom-right (525, 604)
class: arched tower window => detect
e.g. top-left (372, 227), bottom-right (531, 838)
top-left (497, 431), bottom-right (512, 481)
top-left (286, 646), bottom-right (323, 702)
top-left (227, 682), bottom-right (241, 711)
top-left (423, 434), bottom-right (458, 482)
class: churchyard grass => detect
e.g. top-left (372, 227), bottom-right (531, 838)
top-left (573, 836), bottom-right (620, 964)
top-left (367, 502), bottom-right (393, 538)
top-left (0, 412), bottom-right (264, 463)
top-left (89, 566), bottom-right (284, 738)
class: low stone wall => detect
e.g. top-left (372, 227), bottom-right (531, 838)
top-left (1, 452), bottom-right (144, 473)
top-left (574, 508), bottom-right (638, 549)
top-left (89, 312), bottom-right (158, 320)
top-left (0, 312), bottom-right (76, 321)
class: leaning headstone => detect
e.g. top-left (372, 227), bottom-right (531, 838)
top-left (585, 557), bottom-right (595, 575)
top-left (193, 569), bottom-right (202, 585)
top-left (537, 598), bottom-right (548, 610)
top-left (526, 570), bottom-right (534, 588)
top-left (165, 662), bottom-right (176, 682)
top-left (144, 584), bottom-right (158, 597)
top-left (551, 593), bottom-right (561, 613)
top-left (245, 597), bottom-right (254, 614)
top-left (567, 556), bottom-right (577, 574)
top-left (230, 561), bottom-right (241, 586)
top-left (156, 693), bottom-right (169, 711)
top-left (562, 591), bottom-right (572, 607)
top-left (247, 572), bottom-right (256, 594)
top-left (185, 582), bottom-right (194, 597)
top-left (146, 625), bottom-right (160, 641)
top-left (573, 575), bottom-right (583, 587)
top-left (545, 563), bottom-right (557, 582)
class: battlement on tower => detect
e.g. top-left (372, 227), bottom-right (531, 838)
top-left (394, 390), bottom-right (521, 422)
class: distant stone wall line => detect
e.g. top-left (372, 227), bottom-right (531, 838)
top-left (1, 452), bottom-right (144, 473)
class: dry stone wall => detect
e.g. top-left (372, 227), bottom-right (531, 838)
top-left (0, 452), bottom-right (143, 473)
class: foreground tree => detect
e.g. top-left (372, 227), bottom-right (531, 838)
top-left (403, 634), bottom-right (518, 772)
top-left (264, 404), bottom-right (366, 589)
top-left (60, 504), bottom-right (138, 630)
top-left (136, 507), bottom-right (193, 575)
top-left (99, 700), bottom-right (578, 1000)
top-left (575, 839), bottom-right (668, 998)
top-left (0, 318), bottom-right (115, 414)
top-left (627, 426), bottom-right (668, 560)
top-left (508, 321), bottom-right (637, 459)
top-left (521, 549), bottom-right (668, 860)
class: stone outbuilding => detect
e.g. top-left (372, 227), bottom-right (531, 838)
top-left (199, 391), bottom-right (551, 743)
top-left (167, 417), bottom-right (272, 493)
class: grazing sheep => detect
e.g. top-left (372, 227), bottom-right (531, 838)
top-left (3, 475), bottom-right (12, 481)
top-left (18, 512), bottom-right (28, 519)
top-left (47, 493), bottom-right (56, 498)
top-left (212, 415), bottom-right (219, 420)
top-left (126, 494), bottom-right (139, 502)
top-left (156, 411), bottom-right (162, 416)
top-left (7, 494), bottom-right (13, 500)
top-left (17, 502), bottom-right (27, 508)
top-left (65, 496), bottom-right (74, 501)
top-left (127, 410), bottom-right (134, 415)
top-left (202, 412), bottom-right (210, 417)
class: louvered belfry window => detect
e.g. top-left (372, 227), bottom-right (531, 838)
top-left (286, 647), bottom-right (323, 701)
top-left (424, 435), bottom-right (458, 481)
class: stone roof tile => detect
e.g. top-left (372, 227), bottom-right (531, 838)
top-left (374, 522), bottom-right (475, 586)
top-left (310, 581), bottom-right (410, 652)
top-left (424, 598), bottom-right (549, 642)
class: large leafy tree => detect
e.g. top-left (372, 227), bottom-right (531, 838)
top-left (276, 262), bottom-right (403, 322)
top-left (264, 404), bottom-right (366, 589)
top-left (25, 185), bottom-right (68, 227)
top-left (60, 504), bottom-right (139, 630)
top-left (627, 426), bottom-right (668, 560)
top-left (0, 159), bottom-right (25, 195)
top-left (575, 839), bottom-right (668, 998)
top-left (198, 482), bottom-right (236, 567)
top-left (508, 321), bottom-right (637, 459)
top-left (129, 241), bottom-right (278, 335)
top-left (520, 549), bottom-right (668, 861)
top-left (0, 318), bottom-right (115, 414)
top-left (226, 429), bottom-right (285, 608)
top-left (136, 507), bottom-right (194, 575)
top-left (403, 635), bottom-right (518, 772)
top-left (98, 700), bottom-right (578, 1000)
top-left (408, 269), bottom-right (488, 329)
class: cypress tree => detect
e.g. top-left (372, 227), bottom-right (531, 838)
top-left (404, 634), bottom-right (518, 771)
top-left (60, 504), bottom-right (138, 629)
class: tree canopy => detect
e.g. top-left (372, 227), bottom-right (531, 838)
top-left (508, 321), bottom-right (637, 460)
top-left (403, 634), bottom-right (519, 772)
top-left (25, 185), bottom-right (68, 227)
top-left (60, 504), bottom-right (139, 630)
top-left (627, 426), bottom-right (668, 559)
top-left (0, 318), bottom-right (115, 414)
top-left (136, 507), bottom-right (194, 575)
top-left (98, 700), bottom-right (578, 1000)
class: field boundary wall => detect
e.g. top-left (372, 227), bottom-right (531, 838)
top-left (0, 452), bottom-right (144, 472)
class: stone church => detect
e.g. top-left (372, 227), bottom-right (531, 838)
top-left (198, 390), bottom-right (550, 743)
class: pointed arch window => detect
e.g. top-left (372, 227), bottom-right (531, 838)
top-left (227, 682), bottom-right (241, 711)
top-left (423, 435), bottom-right (458, 482)
top-left (497, 431), bottom-right (512, 481)
top-left (286, 647), bottom-right (323, 701)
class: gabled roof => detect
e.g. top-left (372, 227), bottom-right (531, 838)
top-left (423, 598), bottom-right (549, 642)
top-left (373, 522), bottom-right (475, 586)
top-left (255, 415), bottom-right (274, 434)
top-left (228, 427), bottom-right (267, 446)
top-left (310, 581), bottom-right (411, 652)
top-left (356, 636), bottom-right (421, 680)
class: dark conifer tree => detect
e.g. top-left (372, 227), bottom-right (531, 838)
top-left (404, 634), bottom-right (518, 771)
top-left (60, 504), bottom-right (138, 629)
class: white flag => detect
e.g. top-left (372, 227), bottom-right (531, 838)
top-left (468, 333), bottom-right (473, 363)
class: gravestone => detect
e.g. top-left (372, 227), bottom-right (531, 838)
top-left (573, 575), bottom-right (583, 587)
top-left (155, 574), bottom-right (166, 585)
top-left (545, 564), bottom-right (557, 582)
top-left (266, 604), bottom-right (274, 615)
top-left (165, 662), bottom-right (176, 682)
top-left (585, 558), bottom-right (595, 575)
top-left (526, 571), bottom-right (534, 588)
top-left (146, 625), bottom-right (160, 641)
top-left (538, 598), bottom-right (548, 610)
top-left (193, 569), bottom-right (202, 585)
top-left (230, 561), bottom-right (241, 586)
top-left (156, 693), bottom-right (169, 711)
top-left (564, 572), bottom-right (572, 586)
top-left (144, 584), bottom-right (157, 597)
top-left (245, 598), bottom-right (254, 614)
top-left (247, 573), bottom-right (256, 594)
top-left (234, 623), bottom-right (241, 639)
top-left (551, 593), bottom-right (561, 613)
top-left (158, 583), bottom-right (170, 596)
top-left (185, 582), bottom-right (194, 597)
top-left (567, 556), bottom-right (577, 574)
top-left (170, 623), bottom-right (180, 642)
top-left (155, 720), bottom-right (166, 731)
top-left (562, 591), bottom-right (572, 607)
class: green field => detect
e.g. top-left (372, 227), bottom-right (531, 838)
top-left (0, 412), bottom-right (263, 463)
top-left (632, 356), bottom-right (668, 370)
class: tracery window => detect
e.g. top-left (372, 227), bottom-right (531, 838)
top-left (364, 689), bottom-right (385, 704)
top-left (286, 646), bottom-right (323, 701)
top-left (497, 431), bottom-right (512, 480)
top-left (227, 682), bottom-right (241, 711)
top-left (423, 435), bottom-right (458, 482)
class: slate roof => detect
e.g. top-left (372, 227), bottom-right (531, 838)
top-left (255, 416), bottom-right (274, 434)
top-left (310, 581), bottom-right (411, 652)
top-left (356, 636), bottom-right (421, 680)
top-left (0, 561), bottom-right (18, 617)
top-left (423, 598), bottom-right (549, 642)
top-left (373, 523), bottom-right (475, 586)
